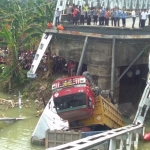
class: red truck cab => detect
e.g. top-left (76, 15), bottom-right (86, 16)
top-left (52, 76), bottom-right (95, 122)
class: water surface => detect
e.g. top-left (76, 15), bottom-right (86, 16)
top-left (0, 93), bottom-right (150, 150)
top-left (0, 93), bottom-right (44, 150)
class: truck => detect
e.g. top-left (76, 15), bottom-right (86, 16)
top-left (52, 72), bottom-right (123, 131)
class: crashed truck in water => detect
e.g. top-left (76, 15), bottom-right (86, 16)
top-left (31, 71), bottom-right (123, 144)
top-left (52, 72), bottom-right (123, 131)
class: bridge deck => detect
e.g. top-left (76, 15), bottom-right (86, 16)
top-left (62, 25), bottom-right (150, 35)
top-left (46, 28), bottom-right (150, 39)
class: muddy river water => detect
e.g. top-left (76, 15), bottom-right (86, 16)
top-left (0, 92), bottom-right (150, 150)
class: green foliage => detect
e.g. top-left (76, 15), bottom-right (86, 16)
top-left (0, 64), bottom-right (11, 81)
top-left (0, 0), bottom-right (54, 92)
top-left (0, 64), bottom-right (29, 91)
top-left (0, 65), bottom-right (11, 92)
top-left (36, 0), bottom-right (46, 5)
top-left (14, 69), bottom-right (30, 85)
top-left (22, 87), bottom-right (29, 99)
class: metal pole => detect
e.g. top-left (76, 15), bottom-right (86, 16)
top-left (114, 44), bottom-right (150, 86)
top-left (110, 37), bottom-right (116, 104)
top-left (76, 36), bottom-right (88, 75)
top-left (111, 37), bottom-right (116, 91)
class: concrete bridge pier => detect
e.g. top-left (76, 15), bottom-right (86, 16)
top-left (87, 64), bottom-right (120, 103)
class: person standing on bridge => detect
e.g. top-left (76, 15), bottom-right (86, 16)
top-left (131, 9), bottom-right (136, 28)
top-left (93, 7), bottom-right (98, 25)
top-left (139, 10), bottom-right (142, 28)
top-left (148, 8), bottom-right (150, 25)
top-left (110, 9), bottom-right (115, 26)
top-left (84, 4), bottom-right (89, 20)
top-left (87, 7), bottom-right (91, 25)
top-left (141, 9), bottom-right (148, 29)
top-left (80, 7), bottom-right (85, 25)
top-left (55, 8), bottom-right (61, 26)
top-left (115, 8), bottom-right (121, 27)
top-left (72, 6), bottom-right (79, 25)
top-left (101, 7), bottom-right (106, 25)
top-left (66, 4), bottom-right (72, 22)
top-left (121, 10), bottom-right (126, 27)
top-left (105, 8), bottom-right (110, 26)
top-left (98, 8), bottom-right (102, 25)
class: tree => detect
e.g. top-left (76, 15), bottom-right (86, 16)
top-left (0, 0), bottom-right (54, 92)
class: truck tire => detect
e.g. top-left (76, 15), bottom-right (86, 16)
top-left (93, 86), bottom-right (100, 96)
top-left (109, 91), bottom-right (117, 104)
top-left (82, 71), bottom-right (93, 86)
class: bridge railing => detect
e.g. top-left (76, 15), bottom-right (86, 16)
top-left (47, 124), bottom-right (144, 150)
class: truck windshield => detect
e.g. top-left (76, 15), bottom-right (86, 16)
top-left (54, 93), bottom-right (86, 112)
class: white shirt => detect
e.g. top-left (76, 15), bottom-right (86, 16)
top-left (127, 71), bottom-right (133, 77)
top-left (141, 11), bottom-right (148, 20)
top-left (55, 10), bottom-right (61, 17)
top-left (131, 11), bottom-right (136, 17)
top-left (135, 69), bottom-right (140, 75)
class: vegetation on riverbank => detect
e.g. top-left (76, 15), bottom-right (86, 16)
top-left (0, 0), bottom-right (55, 95)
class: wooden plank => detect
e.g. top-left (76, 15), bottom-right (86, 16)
top-left (0, 118), bottom-right (24, 122)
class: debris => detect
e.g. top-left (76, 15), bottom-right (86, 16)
top-left (34, 99), bottom-right (39, 103)
top-left (118, 102), bottom-right (133, 117)
top-left (14, 102), bottom-right (23, 106)
top-left (40, 85), bottom-right (47, 91)
top-left (0, 98), bottom-right (15, 108)
top-left (1, 114), bottom-right (6, 118)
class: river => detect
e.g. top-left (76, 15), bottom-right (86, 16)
top-left (0, 92), bottom-right (150, 150)
top-left (0, 92), bottom-right (44, 150)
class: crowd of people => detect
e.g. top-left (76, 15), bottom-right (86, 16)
top-left (54, 4), bottom-right (150, 29)
top-left (0, 48), bottom-right (8, 64)
top-left (18, 50), bottom-right (86, 76)
top-left (18, 51), bottom-right (80, 76)
top-left (126, 67), bottom-right (141, 85)
top-left (0, 46), bottom-right (87, 77)
top-left (52, 55), bottom-right (77, 76)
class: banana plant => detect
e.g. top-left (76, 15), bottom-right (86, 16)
top-left (0, 0), bottom-right (55, 92)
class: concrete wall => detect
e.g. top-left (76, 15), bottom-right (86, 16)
top-left (115, 39), bottom-right (149, 67)
top-left (51, 37), bottom-right (149, 67)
